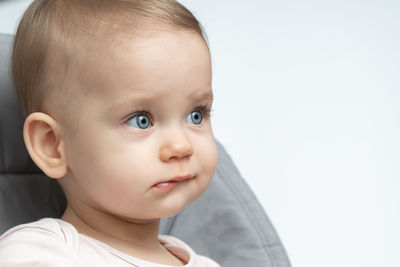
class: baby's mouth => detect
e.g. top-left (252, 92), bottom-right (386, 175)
top-left (152, 174), bottom-right (193, 192)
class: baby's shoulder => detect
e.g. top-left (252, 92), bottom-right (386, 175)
top-left (159, 235), bottom-right (220, 267)
top-left (197, 255), bottom-right (220, 267)
top-left (0, 218), bottom-right (78, 246)
top-left (0, 218), bottom-right (83, 266)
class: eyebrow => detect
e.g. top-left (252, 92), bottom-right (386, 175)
top-left (188, 89), bottom-right (214, 103)
top-left (107, 94), bottom-right (155, 114)
top-left (108, 88), bottom-right (213, 114)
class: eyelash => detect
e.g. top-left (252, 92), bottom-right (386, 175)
top-left (124, 105), bottom-right (213, 124)
top-left (194, 105), bottom-right (212, 120)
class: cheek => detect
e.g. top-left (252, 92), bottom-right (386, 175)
top-left (197, 136), bottom-right (218, 179)
top-left (64, 130), bottom-right (148, 186)
top-left (87, 142), bottom-right (154, 185)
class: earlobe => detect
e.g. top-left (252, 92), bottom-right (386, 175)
top-left (23, 112), bottom-right (67, 179)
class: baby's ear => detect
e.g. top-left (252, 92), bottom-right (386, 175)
top-left (23, 112), bottom-right (67, 179)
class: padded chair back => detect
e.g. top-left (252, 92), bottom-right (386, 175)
top-left (0, 33), bottom-right (291, 267)
top-left (0, 33), bottom-right (67, 232)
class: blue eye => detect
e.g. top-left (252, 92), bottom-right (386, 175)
top-left (186, 110), bottom-right (203, 125)
top-left (126, 113), bottom-right (151, 129)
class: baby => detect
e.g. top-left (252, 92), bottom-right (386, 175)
top-left (0, 0), bottom-right (219, 266)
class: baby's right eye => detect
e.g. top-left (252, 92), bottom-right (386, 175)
top-left (126, 113), bottom-right (152, 129)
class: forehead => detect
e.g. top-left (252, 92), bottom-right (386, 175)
top-left (71, 29), bottom-right (211, 102)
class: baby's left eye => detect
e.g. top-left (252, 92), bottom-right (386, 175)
top-left (186, 110), bottom-right (203, 125)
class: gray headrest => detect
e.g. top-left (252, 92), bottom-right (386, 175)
top-left (0, 33), bottom-right (41, 174)
top-left (0, 33), bottom-right (66, 233)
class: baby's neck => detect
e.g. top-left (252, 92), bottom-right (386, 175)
top-left (61, 205), bottom-right (185, 265)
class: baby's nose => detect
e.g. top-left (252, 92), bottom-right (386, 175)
top-left (159, 131), bottom-right (193, 162)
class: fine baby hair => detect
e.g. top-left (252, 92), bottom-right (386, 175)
top-left (12, 0), bottom-right (208, 118)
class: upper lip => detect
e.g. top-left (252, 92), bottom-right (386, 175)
top-left (157, 174), bottom-right (193, 184)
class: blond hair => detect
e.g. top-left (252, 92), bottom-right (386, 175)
top-left (12, 0), bottom-right (208, 118)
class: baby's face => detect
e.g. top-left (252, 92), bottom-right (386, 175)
top-left (58, 29), bottom-right (217, 221)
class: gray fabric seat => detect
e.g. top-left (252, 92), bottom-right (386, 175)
top-left (0, 33), bottom-right (291, 267)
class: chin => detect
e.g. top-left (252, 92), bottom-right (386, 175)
top-left (158, 195), bottom-right (197, 218)
top-left (158, 202), bottom-right (188, 218)
top-left (158, 210), bottom-right (182, 219)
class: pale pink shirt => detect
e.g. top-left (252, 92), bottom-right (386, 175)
top-left (0, 218), bottom-right (219, 267)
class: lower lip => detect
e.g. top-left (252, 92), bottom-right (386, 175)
top-left (153, 181), bottom-right (179, 192)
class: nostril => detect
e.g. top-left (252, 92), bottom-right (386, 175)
top-left (171, 145), bottom-right (193, 160)
top-left (176, 149), bottom-right (192, 160)
top-left (160, 141), bottom-right (193, 162)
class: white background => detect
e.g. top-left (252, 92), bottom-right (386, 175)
top-left (1, 1), bottom-right (399, 267)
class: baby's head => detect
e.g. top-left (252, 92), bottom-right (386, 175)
top-left (13, 0), bottom-right (218, 221)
